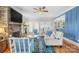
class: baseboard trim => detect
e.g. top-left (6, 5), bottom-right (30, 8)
top-left (64, 37), bottom-right (79, 47)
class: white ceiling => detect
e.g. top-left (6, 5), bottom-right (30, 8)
top-left (11, 6), bottom-right (74, 20)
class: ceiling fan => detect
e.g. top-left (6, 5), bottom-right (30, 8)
top-left (33, 6), bottom-right (48, 15)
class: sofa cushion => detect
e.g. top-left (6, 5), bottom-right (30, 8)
top-left (46, 31), bottom-right (52, 37)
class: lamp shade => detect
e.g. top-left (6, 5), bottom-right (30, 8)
top-left (0, 27), bottom-right (5, 34)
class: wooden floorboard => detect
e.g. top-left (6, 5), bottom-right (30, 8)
top-left (4, 48), bottom-right (10, 53)
top-left (54, 40), bottom-right (79, 53)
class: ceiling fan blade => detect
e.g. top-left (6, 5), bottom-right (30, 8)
top-left (33, 8), bottom-right (38, 10)
top-left (43, 10), bottom-right (48, 12)
top-left (39, 7), bottom-right (42, 11)
top-left (34, 12), bottom-right (36, 13)
top-left (42, 6), bottom-right (46, 9)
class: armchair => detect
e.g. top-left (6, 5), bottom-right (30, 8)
top-left (44, 31), bottom-right (63, 46)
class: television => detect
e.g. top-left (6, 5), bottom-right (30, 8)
top-left (10, 8), bottom-right (22, 23)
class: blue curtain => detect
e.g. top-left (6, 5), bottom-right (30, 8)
top-left (76, 6), bottom-right (79, 42)
top-left (64, 6), bottom-right (79, 43)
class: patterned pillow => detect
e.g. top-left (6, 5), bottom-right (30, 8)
top-left (46, 31), bottom-right (52, 37)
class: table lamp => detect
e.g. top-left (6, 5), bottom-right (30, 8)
top-left (0, 27), bottom-right (5, 34)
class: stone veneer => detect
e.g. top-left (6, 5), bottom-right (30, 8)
top-left (0, 6), bottom-right (9, 52)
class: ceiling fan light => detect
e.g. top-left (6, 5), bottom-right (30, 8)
top-left (33, 6), bottom-right (48, 15)
top-left (38, 12), bottom-right (43, 15)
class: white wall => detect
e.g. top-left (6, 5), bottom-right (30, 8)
top-left (21, 16), bottom-right (55, 33)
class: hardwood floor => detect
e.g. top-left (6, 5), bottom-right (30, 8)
top-left (54, 40), bottom-right (79, 53)
top-left (4, 48), bottom-right (10, 53)
top-left (4, 40), bottom-right (79, 53)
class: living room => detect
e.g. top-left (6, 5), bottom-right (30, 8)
top-left (0, 6), bottom-right (79, 53)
